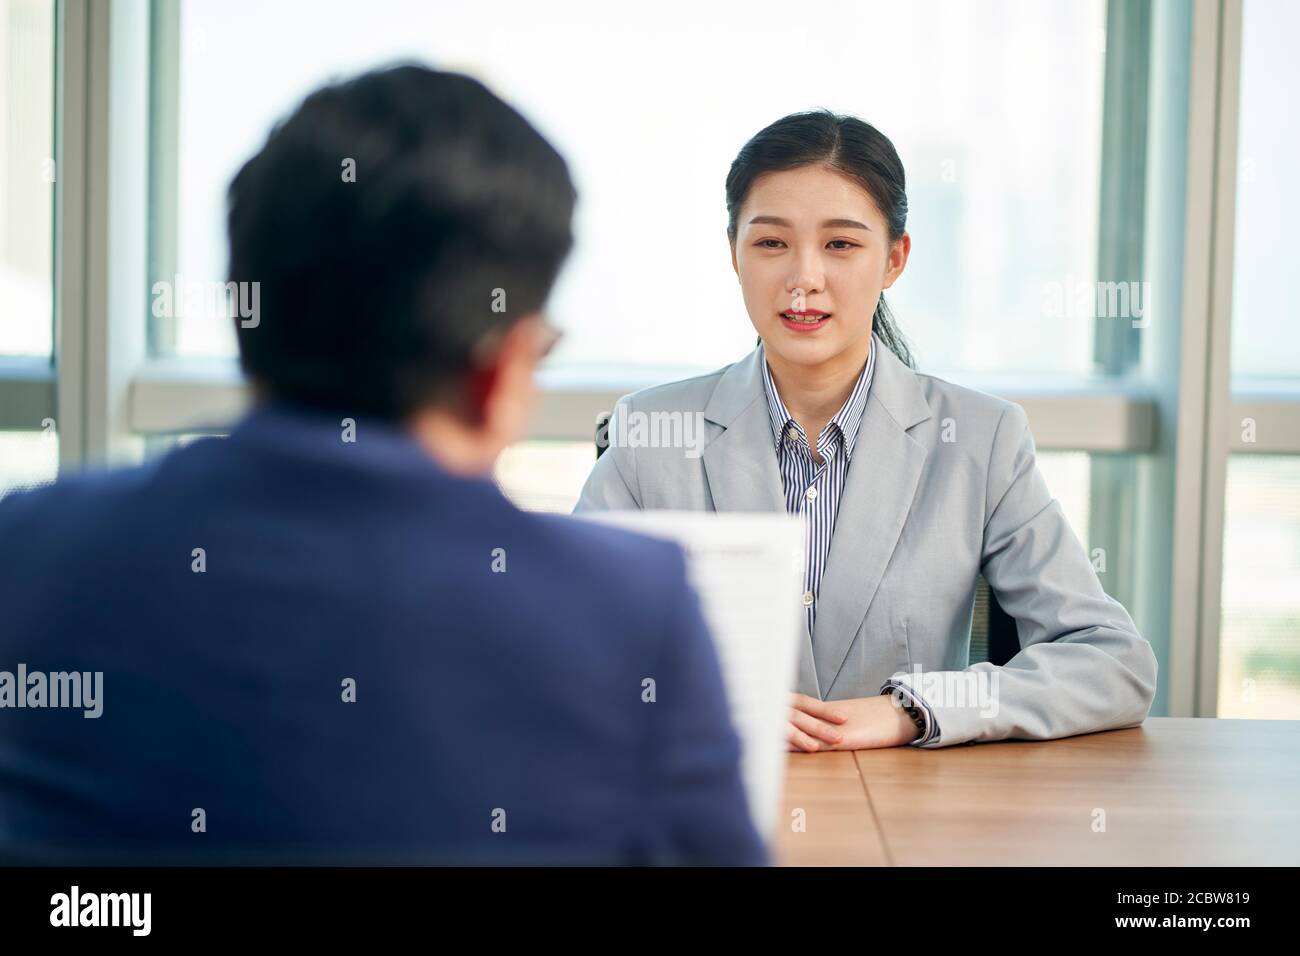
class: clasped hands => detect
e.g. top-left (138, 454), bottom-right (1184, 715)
top-left (786, 691), bottom-right (920, 752)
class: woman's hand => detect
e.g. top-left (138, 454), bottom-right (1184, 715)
top-left (786, 693), bottom-right (848, 752)
top-left (787, 693), bottom-right (921, 752)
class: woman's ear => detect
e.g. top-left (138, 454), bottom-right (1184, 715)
top-left (881, 231), bottom-right (912, 290)
top-left (729, 237), bottom-right (740, 281)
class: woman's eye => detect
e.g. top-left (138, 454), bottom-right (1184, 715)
top-left (827, 240), bottom-right (858, 250)
top-left (756, 239), bottom-right (785, 249)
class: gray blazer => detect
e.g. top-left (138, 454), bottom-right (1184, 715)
top-left (574, 334), bottom-right (1158, 747)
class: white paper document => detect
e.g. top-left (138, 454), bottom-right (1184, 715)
top-left (577, 510), bottom-right (804, 839)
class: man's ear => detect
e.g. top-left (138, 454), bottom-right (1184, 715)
top-left (464, 361), bottom-right (502, 424)
top-left (881, 231), bottom-right (911, 290)
top-left (471, 315), bottom-right (543, 435)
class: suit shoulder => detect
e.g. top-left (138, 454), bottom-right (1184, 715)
top-left (911, 371), bottom-right (1021, 430)
top-left (0, 464), bottom-right (158, 539)
top-left (526, 511), bottom-right (694, 628)
top-left (530, 510), bottom-right (687, 584)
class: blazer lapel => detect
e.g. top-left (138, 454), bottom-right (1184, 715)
top-left (701, 347), bottom-right (786, 515)
top-left (701, 348), bottom-right (820, 696)
top-left (811, 339), bottom-right (933, 697)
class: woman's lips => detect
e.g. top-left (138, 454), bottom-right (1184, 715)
top-left (780, 311), bottom-right (831, 332)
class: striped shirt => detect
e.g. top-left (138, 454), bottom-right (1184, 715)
top-left (760, 342), bottom-right (874, 638)
top-left (760, 340), bottom-right (941, 745)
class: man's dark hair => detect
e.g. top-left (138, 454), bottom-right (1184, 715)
top-left (227, 64), bottom-right (576, 419)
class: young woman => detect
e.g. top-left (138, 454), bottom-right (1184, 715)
top-left (575, 111), bottom-right (1157, 752)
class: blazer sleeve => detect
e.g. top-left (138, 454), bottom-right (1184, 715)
top-left (890, 401), bottom-right (1158, 748)
top-left (574, 393), bottom-right (642, 512)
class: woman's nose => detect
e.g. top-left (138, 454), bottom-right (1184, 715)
top-left (785, 248), bottom-right (825, 296)
top-left (786, 265), bottom-right (824, 297)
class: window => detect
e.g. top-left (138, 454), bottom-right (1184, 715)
top-left (0, 0), bottom-right (54, 359)
top-left (0, 0), bottom-right (56, 496)
top-left (1218, 0), bottom-right (1300, 717)
top-left (1219, 456), bottom-right (1300, 717)
top-left (0, 429), bottom-right (56, 498)
top-left (146, 0), bottom-right (1121, 627)
top-left (151, 0), bottom-right (1107, 378)
top-left (1229, 0), bottom-right (1300, 384)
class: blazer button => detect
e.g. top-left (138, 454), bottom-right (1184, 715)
top-left (802, 591), bottom-right (814, 607)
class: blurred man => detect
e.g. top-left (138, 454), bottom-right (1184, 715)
top-left (0, 65), bottom-right (763, 865)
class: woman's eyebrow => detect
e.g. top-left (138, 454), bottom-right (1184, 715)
top-left (747, 215), bottom-right (871, 230)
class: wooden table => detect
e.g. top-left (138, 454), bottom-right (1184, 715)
top-left (775, 717), bottom-right (1300, 866)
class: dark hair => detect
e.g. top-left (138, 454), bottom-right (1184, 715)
top-left (726, 109), bottom-right (914, 368)
top-left (227, 64), bottom-right (577, 418)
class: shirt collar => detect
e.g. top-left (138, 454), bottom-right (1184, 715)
top-left (759, 338), bottom-right (876, 462)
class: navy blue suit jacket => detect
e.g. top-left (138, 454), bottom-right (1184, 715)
top-left (0, 403), bottom-right (764, 865)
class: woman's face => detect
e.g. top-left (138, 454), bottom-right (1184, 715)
top-left (731, 164), bottom-right (909, 370)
